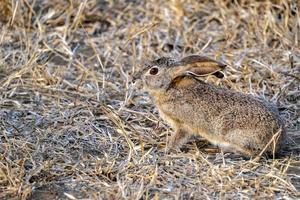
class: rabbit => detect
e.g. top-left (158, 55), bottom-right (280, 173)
top-left (132, 55), bottom-right (286, 157)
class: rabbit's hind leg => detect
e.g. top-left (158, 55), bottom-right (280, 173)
top-left (229, 144), bottom-right (253, 158)
top-left (212, 140), bottom-right (253, 158)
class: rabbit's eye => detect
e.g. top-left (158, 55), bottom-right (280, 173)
top-left (149, 66), bottom-right (159, 75)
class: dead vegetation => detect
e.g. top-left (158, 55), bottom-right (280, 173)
top-left (0, 0), bottom-right (299, 199)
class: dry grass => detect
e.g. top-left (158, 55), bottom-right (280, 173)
top-left (0, 0), bottom-right (299, 199)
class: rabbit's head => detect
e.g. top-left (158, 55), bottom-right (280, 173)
top-left (133, 55), bottom-right (226, 93)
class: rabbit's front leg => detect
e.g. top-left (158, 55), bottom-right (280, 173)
top-left (167, 127), bottom-right (190, 152)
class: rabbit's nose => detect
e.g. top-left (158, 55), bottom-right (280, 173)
top-left (131, 78), bottom-right (143, 89)
top-left (131, 73), bottom-right (142, 83)
top-left (130, 77), bottom-right (139, 86)
top-left (131, 76), bottom-right (137, 84)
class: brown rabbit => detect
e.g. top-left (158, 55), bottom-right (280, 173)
top-left (133, 55), bottom-right (286, 157)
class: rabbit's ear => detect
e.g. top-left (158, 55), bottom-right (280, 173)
top-left (173, 55), bottom-right (226, 78)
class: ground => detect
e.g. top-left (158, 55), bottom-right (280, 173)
top-left (0, 0), bottom-right (299, 199)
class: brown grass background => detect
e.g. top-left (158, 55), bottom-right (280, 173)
top-left (0, 0), bottom-right (299, 199)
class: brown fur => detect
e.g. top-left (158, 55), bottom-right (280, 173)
top-left (136, 55), bottom-right (286, 157)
